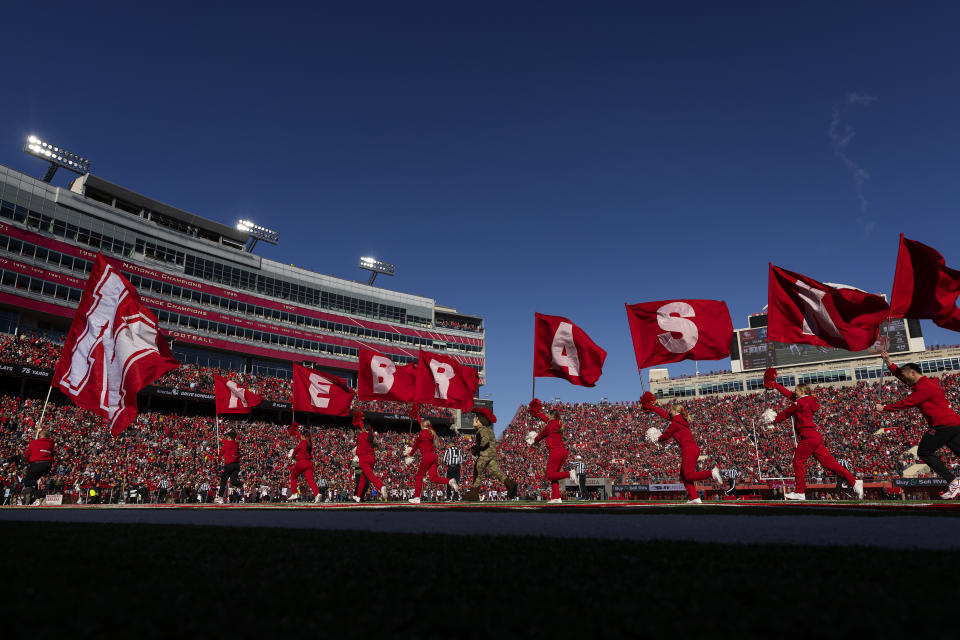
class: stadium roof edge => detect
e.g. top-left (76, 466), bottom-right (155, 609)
top-left (72, 173), bottom-right (249, 244)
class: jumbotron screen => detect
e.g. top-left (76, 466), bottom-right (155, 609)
top-left (738, 318), bottom-right (910, 371)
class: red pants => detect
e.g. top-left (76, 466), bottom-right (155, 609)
top-left (414, 453), bottom-right (449, 498)
top-left (545, 448), bottom-right (569, 500)
top-left (289, 460), bottom-right (319, 496)
top-left (356, 455), bottom-right (384, 497)
top-left (679, 444), bottom-right (712, 500)
top-left (793, 431), bottom-right (855, 492)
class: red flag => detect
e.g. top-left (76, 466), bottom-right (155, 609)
top-left (357, 347), bottom-right (416, 402)
top-left (533, 313), bottom-right (607, 387)
top-left (415, 350), bottom-right (479, 410)
top-left (624, 300), bottom-right (733, 370)
top-left (292, 363), bottom-right (355, 416)
top-left (53, 253), bottom-right (180, 436)
top-left (214, 374), bottom-right (262, 415)
top-left (890, 235), bottom-right (960, 332)
top-left (768, 264), bottom-right (889, 351)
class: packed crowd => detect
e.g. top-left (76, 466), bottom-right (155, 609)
top-left (3, 372), bottom-right (958, 504)
top-left (499, 374), bottom-right (960, 484)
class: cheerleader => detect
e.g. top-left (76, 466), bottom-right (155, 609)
top-left (641, 392), bottom-right (722, 504)
top-left (405, 419), bottom-right (458, 504)
top-left (287, 424), bottom-right (322, 503)
top-left (352, 411), bottom-right (387, 503)
top-left (527, 398), bottom-right (578, 503)
top-left (764, 369), bottom-right (863, 501)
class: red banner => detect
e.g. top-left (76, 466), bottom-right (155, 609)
top-left (214, 374), bottom-right (263, 415)
top-left (533, 313), bottom-right (607, 387)
top-left (624, 299), bottom-right (734, 369)
top-left (768, 264), bottom-right (889, 351)
top-left (890, 234), bottom-right (960, 332)
top-left (52, 253), bottom-right (180, 436)
top-left (357, 346), bottom-right (416, 402)
top-left (292, 363), bottom-right (355, 415)
top-left (415, 350), bottom-right (478, 410)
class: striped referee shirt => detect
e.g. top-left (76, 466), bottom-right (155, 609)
top-left (722, 469), bottom-right (742, 480)
top-left (837, 459), bottom-right (851, 470)
top-left (443, 447), bottom-right (463, 466)
top-left (158, 479), bottom-right (170, 490)
top-left (317, 478), bottom-right (329, 488)
top-left (572, 461), bottom-right (586, 475)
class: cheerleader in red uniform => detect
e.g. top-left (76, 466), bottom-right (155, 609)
top-left (763, 368), bottom-right (863, 501)
top-left (352, 411), bottom-right (387, 503)
top-left (287, 424), bottom-right (322, 503)
top-left (641, 392), bottom-right (722, 504)
top-left (405, 419), bottom-right (459, 504)
top-left (527, 398), bottom-right (578, 503)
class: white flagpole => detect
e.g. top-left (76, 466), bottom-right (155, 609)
top-left (36, 385), bottom-right (53, 433)
top-left (216, 415), bottom-right (221, 461)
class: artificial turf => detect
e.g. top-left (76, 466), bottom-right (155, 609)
top-left (1, 520), bottom-right (947, 638)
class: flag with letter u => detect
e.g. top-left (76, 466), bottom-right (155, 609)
top-left (53, 253), bottom-right (180, 436)
top-left (533, 313), bottom-right (606, 387)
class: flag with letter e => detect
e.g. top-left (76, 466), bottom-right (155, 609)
top-left (292, 363), bottom-right (355, 415)
top-left (624, 300), bottom-right (733, 370)
top-left (357, 346), bottom-right (416, 402)
top-left (890, 234), bottom-right (960, 332)
top-left (767, 264), bottom-right (889, 351)
top-left (533, 313), bottom-right (607, 387)
top-left (52, 253), bottom-right (180, 436)
top-left (214, 374), bottom-right (262, 415)
top-left (415, 350), bottom-right (479, 410)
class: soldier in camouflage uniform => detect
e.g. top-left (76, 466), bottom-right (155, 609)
top-left (464, 406), bottom-right (518, 501)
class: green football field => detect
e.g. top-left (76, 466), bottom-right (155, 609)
top-left (3, 506), bottom-right (954, 638)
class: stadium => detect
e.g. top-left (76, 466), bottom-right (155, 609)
top-left (6, 7), bottom-right (960, 635)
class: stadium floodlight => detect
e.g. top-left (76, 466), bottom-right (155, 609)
top-left (236, 219), bottom-right (279, 252)
top-left (359, 256), bottom-right (396, 286)
top-left (23, 135), bottom-right (92, 183)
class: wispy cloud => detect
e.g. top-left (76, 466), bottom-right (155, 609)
top-left (829, 93), bottom-right (877, 232)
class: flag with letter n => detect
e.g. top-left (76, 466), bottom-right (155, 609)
top-left (533, 313), bottom-right (607, 387)
top-left (767, 264), bottom-right (889, 351)
top-left (214, 374), bottom-right (263, 415)
top-left (624, 299), bottom-right (733, 370)
top-left (52, 253), bottom-right (180, 436)
top-left (292, 363), bottom-right (355, 416)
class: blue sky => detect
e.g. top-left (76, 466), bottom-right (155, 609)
top-left (3, 2), bottom-right (960, 431)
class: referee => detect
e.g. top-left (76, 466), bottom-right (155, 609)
top-left (443, 443), bottom-right (463, 501)
top-left (722, 468), bottom-right (742, 497)
top-left (572, 456), bottom-right (587, 499)
top-left (835, 459), bottom-right (853, 498)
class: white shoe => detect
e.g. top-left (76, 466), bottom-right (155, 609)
top-left (286, 493), bottom-right (299, 502)
top-left (448, 478), bottom-right (460, 492)
top-left (711, 466), bottom-right (723, 485)
top-left (853, 479), bottom-right (864, 500)
top-left (547, 498), bottom-right (562, 504)
top-left (314, 495), bottom-right (323, 503)
top-left (939, 477), bottom-right (960, 499)
top-left (568, 469), bottom-right (578, 483)
top-left (214, 497), bottom-right (224, 504)
top-left (408, 497), bottom-right (421, 504)
top-left (685, 498), bottom-right (703, 504)
top-left (351, 495), bottom-right (361, 503)
top-left (784, 492), bottom-right (806, 501)
top-left (31, 499), bottom-right (42, 506)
